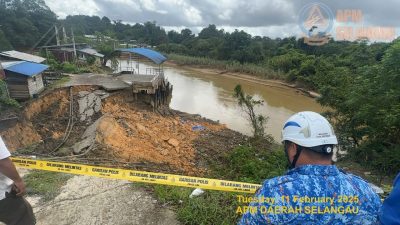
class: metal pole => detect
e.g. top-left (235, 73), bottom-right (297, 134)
top-left (129, 53), bottom-right (132, 74)
top-left (55, 25), bottom-right (60, 46)
top-left (71, 28), bottom-right (77, 61)
top-left (62, 26), bottom-right (68, 44)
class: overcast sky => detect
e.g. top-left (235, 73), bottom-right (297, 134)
top-left (44, 0), bottom-right (400, 38)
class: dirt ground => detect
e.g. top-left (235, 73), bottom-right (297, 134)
top-left (22, 173), bottom-right (180, 225)
top-left (0, 86), bottom-right (95, 152)
top-left (0, 86), bottom-right (247, 176)
top-left (1, 169), bottom-right (178, 225)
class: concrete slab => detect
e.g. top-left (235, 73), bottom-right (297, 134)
top-left (64, 74), bottom-right (130, 91)
top-left (119, 74), bottom-right (157, 82)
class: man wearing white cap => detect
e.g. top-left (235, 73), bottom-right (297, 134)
top-left (239, 111), bottom-right (381, 225)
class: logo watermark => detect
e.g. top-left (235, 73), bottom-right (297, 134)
top-left (299, 3), bottom-right (334, 46)
top-left (299, 3), bottom-right (397, 46)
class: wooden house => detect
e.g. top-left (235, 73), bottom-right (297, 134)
top-left (77, 48), bottom-right (104, 65)
top-left (1, 61), bottom-right (48, 100)
top-left (40, 43), bottom-right (89, 63)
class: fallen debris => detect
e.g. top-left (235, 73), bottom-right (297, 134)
top-left (1, 87), bottom-right (248, 176)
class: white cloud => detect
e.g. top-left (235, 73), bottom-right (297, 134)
top-left (45, 0), bottom-right (100, 18)
top-left (158, 0), bottom-right (203, 25)
top-left (182, 5), bottom-right (202, 25)
top-left (43, 0), bottom-right (400, 38)
top-left (139, 0), bottom-right (168, 14)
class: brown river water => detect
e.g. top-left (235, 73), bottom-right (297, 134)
top-left (114, 60), bottom-right (323, 140)
top-left (163, 66), bottom-right (323, 140)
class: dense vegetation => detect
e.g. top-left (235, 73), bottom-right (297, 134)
top-left (0, 0), bottom-right (57, 50)
top-left (0, 79), bottom-right (20, 109)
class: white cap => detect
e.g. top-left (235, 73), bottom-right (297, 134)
top-left (281, 111), bottom-right (338, 147)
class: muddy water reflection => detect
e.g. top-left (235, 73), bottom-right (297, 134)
top-left (164, 67), bottom-right (323, 140)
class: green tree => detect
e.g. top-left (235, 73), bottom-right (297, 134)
top-left (0, 29), bottom-right (12, 51)
top-left (0, 0), bottom-right (57, 49)
top-left (270, 50), bottom-right (306, 74)
top-left (86, 56), bottom-right (96, 65)
top-left (167, 30), bottom-right (183, 43)
top-left (233, 84), bottom-right (267, 138)
top-left (98, 43), bottom-right (119, 66)
top-left (198, 24), bottom-right (223, 39)
top-left (315, 41), bottom-right (400, 177)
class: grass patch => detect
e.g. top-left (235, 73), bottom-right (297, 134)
top-left (211, 144), bottom-right (287, 184)
top-left (133, 142), bottom-right (287, 225)
top-left (336, 158), bottom-right (395, 199)
top-left (154, 185), bottom-right (242, 225)
top-left (336, 158), bottom-right (395, 186)
top-left (132, 183), bottom-right (248, 225)
top-left (15, 142), bottom-right (42, 155)
top-left (25, 170), bottom-right (72, 201)
top-left (47, 76), bottom-right (71, 90)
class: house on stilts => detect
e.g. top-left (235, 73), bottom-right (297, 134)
top-left (114, 48), bottom-right (172, 110)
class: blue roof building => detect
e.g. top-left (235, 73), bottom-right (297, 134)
top-left (118, 48), bottom-right (167, 65)
top-left (115, 48), bottom-right (167, 76)
top-left (1, 61), bottom-right (49, 100)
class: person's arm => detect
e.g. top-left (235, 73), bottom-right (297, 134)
top-left (0, 157), bottom-right (26, 196)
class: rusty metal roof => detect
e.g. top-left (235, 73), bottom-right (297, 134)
top-left (0, 50), bottom-right (46, 63)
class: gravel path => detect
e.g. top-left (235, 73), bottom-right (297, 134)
top-left (29, 175), bottom-right (180, 225)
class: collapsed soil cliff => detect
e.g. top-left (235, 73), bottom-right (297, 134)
top-left (0, 86), bottom-right (98, 152)
top-left (1, 86), bottom-right (247, 175)
top-left (1, 88), bottom-right (71, 151)
top-left (91, 92), bottom-right (225, 174)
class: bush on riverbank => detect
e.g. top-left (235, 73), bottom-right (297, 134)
top-left (316, 41), bottom-right (400, 178)
top-left (167, 53), bottom-right (285, 80)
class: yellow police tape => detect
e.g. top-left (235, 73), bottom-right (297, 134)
top-left (11, 157), bottom-right (261, 193)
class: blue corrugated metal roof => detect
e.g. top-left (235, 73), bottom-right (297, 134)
top-left (118, 48), bottom-right (167, 65)
top-left (3, 61), bottom-right (49, 77)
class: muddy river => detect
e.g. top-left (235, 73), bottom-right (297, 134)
top-left (114, 60), bottom-right (323, 140)
top-left (163, 66), bottom-right (323, 140)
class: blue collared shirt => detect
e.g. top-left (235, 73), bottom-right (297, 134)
top-left (239, 165), bottom-right (381, 225)
top-left (380, 172), bottom-right (400, 225)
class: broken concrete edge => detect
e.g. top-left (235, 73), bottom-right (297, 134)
top-left (72, 116), bottom-right (103, 154)
top-left (77, 91), bottom-right (103, 122)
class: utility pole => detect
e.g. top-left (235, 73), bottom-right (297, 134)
top-left (0, 61), bottom-right (5, 80)
top-left (71, 28), bottom-right (77, 61)
top-left (0, 25), bottom-right (4, 79)
top-left (0, 62), bottom-right (10, 98)
top-left (55, 25), bottom-right (60, 46)
top-left (62, 26), bottom-right (68, 44)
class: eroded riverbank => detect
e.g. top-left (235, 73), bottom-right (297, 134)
top-left (0, 86), bottom-right (248, 176)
